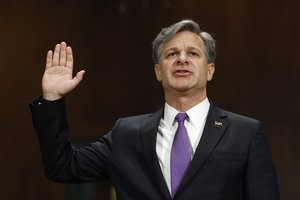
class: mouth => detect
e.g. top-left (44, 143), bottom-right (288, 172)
top-left (174, 69), bottom-right (191, 77)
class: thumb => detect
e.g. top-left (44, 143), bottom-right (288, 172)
top-left (73, 70), bottom-right (85, 85)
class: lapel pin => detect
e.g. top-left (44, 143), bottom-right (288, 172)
top-left (214, 121), bottom-right (223, 129)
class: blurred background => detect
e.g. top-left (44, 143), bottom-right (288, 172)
top-left (0, 0), bottom-right (299, 199)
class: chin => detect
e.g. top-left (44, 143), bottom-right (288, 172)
top-left (174, 86), bottom-right (191, 93)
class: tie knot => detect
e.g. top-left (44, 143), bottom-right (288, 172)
top-left (175, 112), bottom-right (188, 122)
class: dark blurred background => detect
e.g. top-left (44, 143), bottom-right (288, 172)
top-left (0, 0), bottom-right (299, 199)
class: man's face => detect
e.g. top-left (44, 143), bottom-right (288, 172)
top-left (154, 31), bottom-right (215, 96)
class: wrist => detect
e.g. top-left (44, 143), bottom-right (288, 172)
top-left (43, 93), bottom-right (63, 101)
top-left (38, 97), bottom-right (52, 105)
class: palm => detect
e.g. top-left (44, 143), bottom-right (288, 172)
top-left (42, 42), bottom-right (85, 100)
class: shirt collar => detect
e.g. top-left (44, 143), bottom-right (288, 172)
top-left (163, 98), bottom-right (210, 130)
top-left (163, 103), bottom-right (179, 130)
top-left (186, 98), bottom-right (210, 129)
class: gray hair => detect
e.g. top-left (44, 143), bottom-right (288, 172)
top-left (152, 19), bottom-right (216, 64)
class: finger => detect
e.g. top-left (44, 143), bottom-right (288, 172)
top-left (53, 43), bottom-right (60, 66)
top-left (66, 46), bottom-right (73, 69)
top-left (59, 42), bottom-right (67, 66)
top-left (45, 50), bottom-right (53, 69)
top-left (73, 70), bottom-right (85, 85)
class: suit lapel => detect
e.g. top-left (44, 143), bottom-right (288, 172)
top-left (140, 107), bottom-right (171, 199)
top-left (177, 103), bottom-right (229, 195)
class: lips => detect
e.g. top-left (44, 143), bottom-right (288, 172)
top-left (174, 69), bottom-right (191, 77)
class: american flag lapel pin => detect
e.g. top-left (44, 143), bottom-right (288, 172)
top-left (214, 121), bottom-right (223, 129)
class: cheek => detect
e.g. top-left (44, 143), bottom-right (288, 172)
top-left (159, 70), bottom-right (168, 82)
top-left (158, 66), bottom-right (170, 78)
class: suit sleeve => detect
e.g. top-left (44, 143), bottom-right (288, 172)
top-left (245, 121), bottom-right (280, 200)
top-left (29, 98), bottom-right (115, 183)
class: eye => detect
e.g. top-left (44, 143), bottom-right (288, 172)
top-left (167, 52), bottom-right (177, 58)
top-left (189, 51), bottom-right (199, 57)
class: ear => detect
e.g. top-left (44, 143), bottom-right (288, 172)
top-left (154, 64), bottom-right (162, 81)
top-left (207, 63), bottom-right (215, 81)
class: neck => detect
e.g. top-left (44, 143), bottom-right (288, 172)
top-left (165, 90), bottom-right (207, 112)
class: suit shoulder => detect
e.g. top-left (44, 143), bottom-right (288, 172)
top-left (114, 109), bottom-right (161, 129)
top-left (216, 108), bottom-right (266, 138)
top-left (218, 107), bottom-right (261, 126)
top-left (120, 112), bottom-right (155, 122)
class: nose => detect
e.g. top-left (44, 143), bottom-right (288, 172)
top-left (177, 52), bottom-right (188, 65)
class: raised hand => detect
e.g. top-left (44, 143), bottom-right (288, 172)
top-left (42, 42), bottom-right (85, 100)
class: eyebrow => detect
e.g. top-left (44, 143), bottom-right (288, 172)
top-left (164, 46), bottom-right (202, 54)
top-left (186, 46), bottom-right (202, 52)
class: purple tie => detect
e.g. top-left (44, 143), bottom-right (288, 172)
top-left (170, 112), bottom-right (191, 196)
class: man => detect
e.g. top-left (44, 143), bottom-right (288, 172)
top-left (30, 20), bottom-right (280, 199)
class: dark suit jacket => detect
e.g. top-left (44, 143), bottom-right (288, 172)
top-left (30, 98), bottom-right (279, 200)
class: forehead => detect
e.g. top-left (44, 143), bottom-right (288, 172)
top-left (161, 31), bottom-right (205, 52)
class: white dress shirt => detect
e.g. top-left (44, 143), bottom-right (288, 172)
top-left (156, 98), bottom-right (210, 193)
